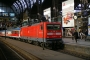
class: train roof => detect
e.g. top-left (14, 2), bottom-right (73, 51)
top-left (0, 30), bottom-right (11, 32)
top-left (14, 27), bottom-right (20, 30)
top-left (31, 22), bottom-right (61, 26)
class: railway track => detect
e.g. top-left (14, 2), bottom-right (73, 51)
top-left (0, 41), bottom-right (25, 60)
top-left (0, 48), bottom-right (7, 60)
top-left (0, 37), bottom-right (42, 60)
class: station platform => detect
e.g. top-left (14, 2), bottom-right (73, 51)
top-left (0, 37), bottom-right (85, 60)
top-left (62, 38), bottom-right (90, 59)
top-left (62, 38), bottom-right (90, 47)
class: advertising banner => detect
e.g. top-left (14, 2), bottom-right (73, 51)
top-left (88, 26), bottom-right (90, 35)
top-left (88, 17), bottom-right (90, 25)
top-left (64, 28), bottom-right (75, 37)
top-left (62, 0), bottom-right (74, 27)
top-left (43, 8), bottom-right (51, 22)
top-left (88, 17), bottom-right (90, 36)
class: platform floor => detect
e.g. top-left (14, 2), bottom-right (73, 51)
top-left (63, 38), bottom-right (90, 47)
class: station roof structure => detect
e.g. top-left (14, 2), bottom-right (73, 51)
top-left (0, 0), bottom-right (67, 14)
top-left (0, 0), bottom-right (90, 18)
top-left (0, 0), bottom-right (90, 30)
top-left (0, 0), bottom-right (87, 20)
top-left (0, 0), bottom-right (16, 6)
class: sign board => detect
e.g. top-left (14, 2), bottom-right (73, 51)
top-left (62, 0), bottom-right (74, 27)
top-left (88, 26), bottom-right (90, 35)
top-left (43, 7), bottom-right (51, 22)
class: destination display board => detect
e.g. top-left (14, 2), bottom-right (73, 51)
top-left (0, 12), bottom-right (15, 17)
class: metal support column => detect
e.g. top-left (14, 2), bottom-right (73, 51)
top-left (76, 19), bottom-right (79, 35)
top-left (40, 0), bottom-right (45, 50)
top-left (5, 19), bottom-right (6, 39)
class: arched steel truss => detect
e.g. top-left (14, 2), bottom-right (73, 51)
top-left (12, 0), bottom-right (44, 19)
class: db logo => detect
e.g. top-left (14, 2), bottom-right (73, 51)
top-left (53, 33), bottom-right (56, 35)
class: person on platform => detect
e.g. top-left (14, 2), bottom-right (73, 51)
top-left (79, 31), bottom-right (83, 40)
top-left (71, 30), bottom-right (74, 40)
top-left (84, 29), bottom-right (88, 41)
top-left (73, 30), bottom-right (78, 43)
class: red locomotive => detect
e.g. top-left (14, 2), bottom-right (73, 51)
top-left (20, 22), bottom-right (63, 49)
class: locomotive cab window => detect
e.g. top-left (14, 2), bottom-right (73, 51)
top-left (47, 24), bottom-right (60, 30)
top-left (54, 25), bottom-right (60, 30)
top-left (12, 31), bottom-right (19, 34)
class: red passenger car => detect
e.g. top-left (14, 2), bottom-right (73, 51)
top-left (0, 30), bottom-right (12, 37)
top-left (7, 27), bottom-right (20, 39)
top-left (10, 30), bottom-right (20, 38)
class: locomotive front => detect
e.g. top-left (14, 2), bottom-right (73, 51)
top-left (44, 22), bottom-right (64, 49)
